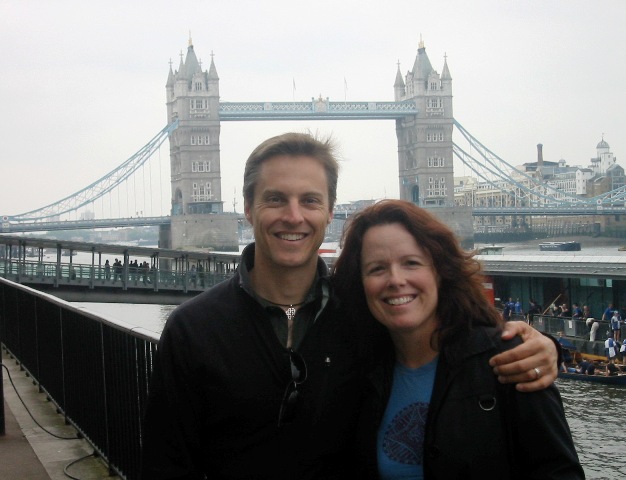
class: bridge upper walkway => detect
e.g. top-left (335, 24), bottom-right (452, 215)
top-left (218, 99), bottom-right (419, 120)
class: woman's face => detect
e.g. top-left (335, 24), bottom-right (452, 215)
top-left (360, 223), bottom-right (439, 338)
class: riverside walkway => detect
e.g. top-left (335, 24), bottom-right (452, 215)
top-left (2, 348), bottom-right (116, 480)
top-left (0, 234), bottom-right (241, 303)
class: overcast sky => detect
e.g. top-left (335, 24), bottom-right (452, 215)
top-left (1, 0), bottom-right (624, 217)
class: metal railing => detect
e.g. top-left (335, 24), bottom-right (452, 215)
top-left (531, 314), bottom-right (624, 356)
top-left (1, 257), bottom-right (233, 293)
top-left (0, 277), bottom-right (159, 480)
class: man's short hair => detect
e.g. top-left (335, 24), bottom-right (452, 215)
top-left (243, 132), bottom-right (339, 210)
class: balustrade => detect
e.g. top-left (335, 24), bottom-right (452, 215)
top-left (0, 277), bottom-right (157, 479)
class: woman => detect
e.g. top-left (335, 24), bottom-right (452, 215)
top-left (333, 200), bottom-right (583, 479)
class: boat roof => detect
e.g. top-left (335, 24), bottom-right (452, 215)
top-left (477, 254), bottom-right (626, 279)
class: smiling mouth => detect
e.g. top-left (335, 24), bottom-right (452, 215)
top-left (385, 295), bottom-right (415, 306)
top-left (277, 233), bottom-right (306, 241)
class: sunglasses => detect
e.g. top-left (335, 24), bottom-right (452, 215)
top-left (277, 349), bottom-right (308, 427)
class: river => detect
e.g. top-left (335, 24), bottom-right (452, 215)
top-left (71, 238), bottom-right (626, 478)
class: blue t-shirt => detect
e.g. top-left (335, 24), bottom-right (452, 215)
top-left (377, 356), bottom-right (438, 480)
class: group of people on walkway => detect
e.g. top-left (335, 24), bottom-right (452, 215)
top-left (103, 258), bottom-right (153, 284)
top-left (139, 133), bottom-right (584, 479)
top-left (504, 294), bottom-right (626, 349)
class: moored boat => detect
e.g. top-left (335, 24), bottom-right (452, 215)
top-left (538, 241), bottom-right (581, 252)
top-left (558, 371), bottom-right (626, 386)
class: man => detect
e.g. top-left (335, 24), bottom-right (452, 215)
top-left (610, 309), bottom-right (622, 342)
top-left (141, 132), bottom-right (559, 479)
top-left (605, 332), bottom-right (617, 362)
top-left (502, 297), bottom-right (513, 321)
top-left (602, 302), bottom-right (614, 322)
top-left (527, 298), bottom-right (541, 325)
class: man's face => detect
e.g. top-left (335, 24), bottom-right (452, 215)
top-left (245, 154), bottom-right (333, 275)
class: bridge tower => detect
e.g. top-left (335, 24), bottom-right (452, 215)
top-left (394, 40), bottom-right (473, 246)
top-left (162, 39), bottom-right (238, 251)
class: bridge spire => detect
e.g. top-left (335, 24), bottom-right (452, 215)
top-left (208, 51), bottom-right (219, 80)
top-left (441, 52), bottom-right (452, 80)
top-left (413, 37), bottom-right (433, 80)
top-left (394, 60), bottom-right (405, 100)
top-left (166, 60), bottom-right (175, 87)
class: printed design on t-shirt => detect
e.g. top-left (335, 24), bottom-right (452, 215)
top-left (381, 402), bottom-right (428, 465)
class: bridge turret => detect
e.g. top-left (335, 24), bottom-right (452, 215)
top-left (441, 55), bottom-right (452, 82)
top-left (166, 64), bottom-right (175, 88)
top-left (394, 62), bottom-right (405, 101)
top-left (166, 64), bottom-right (175, 122)
top-left (410, 38), bottom-right (434, 95)
top-left (207, 55), bottom-right (219, 97)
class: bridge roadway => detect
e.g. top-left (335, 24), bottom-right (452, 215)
top-left (3, 204), bottom-right (624, 234)
top-left (1, 216), bottom-right (172, 233)
top-left (0, 234), bottom-right (241, 304)
top-left (472, 205), bottom-right (626, 216)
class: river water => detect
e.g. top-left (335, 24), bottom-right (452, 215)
top-left (71, 238), bottom-right (626, 478)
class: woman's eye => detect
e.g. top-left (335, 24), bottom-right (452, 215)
top-left (405, 258), bottom-right (427, 268)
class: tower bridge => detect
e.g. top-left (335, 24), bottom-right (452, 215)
top-left (3, 39), bottom-right (624, 247)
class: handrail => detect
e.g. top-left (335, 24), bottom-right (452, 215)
top-left (0, 277), bottom-right (159, 479)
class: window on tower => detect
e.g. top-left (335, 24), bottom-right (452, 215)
top-left (191, 161), bottom-right (211, 172)
top-left (427, 98), bottom-right (442, 108)
top-left (192, 182), bottom-right (212, 202)
top-left (427, 177), bottom-right (446, 197)
top-left (426, 98), bottom-right (444, 116)
top-left (426, 132), bottom-right (445, 142)
top-left (190, 99), bottom-right (208, 110)
top-left (427, 157), bottom-right (445, 167)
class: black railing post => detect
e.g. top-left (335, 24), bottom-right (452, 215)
top-left (0, 347), bottom-right (5, 436)
top-left (0, 306), bottom-right (5, 436)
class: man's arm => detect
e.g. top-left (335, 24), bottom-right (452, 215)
top-left (489, 321), bottom-right (560, 393)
